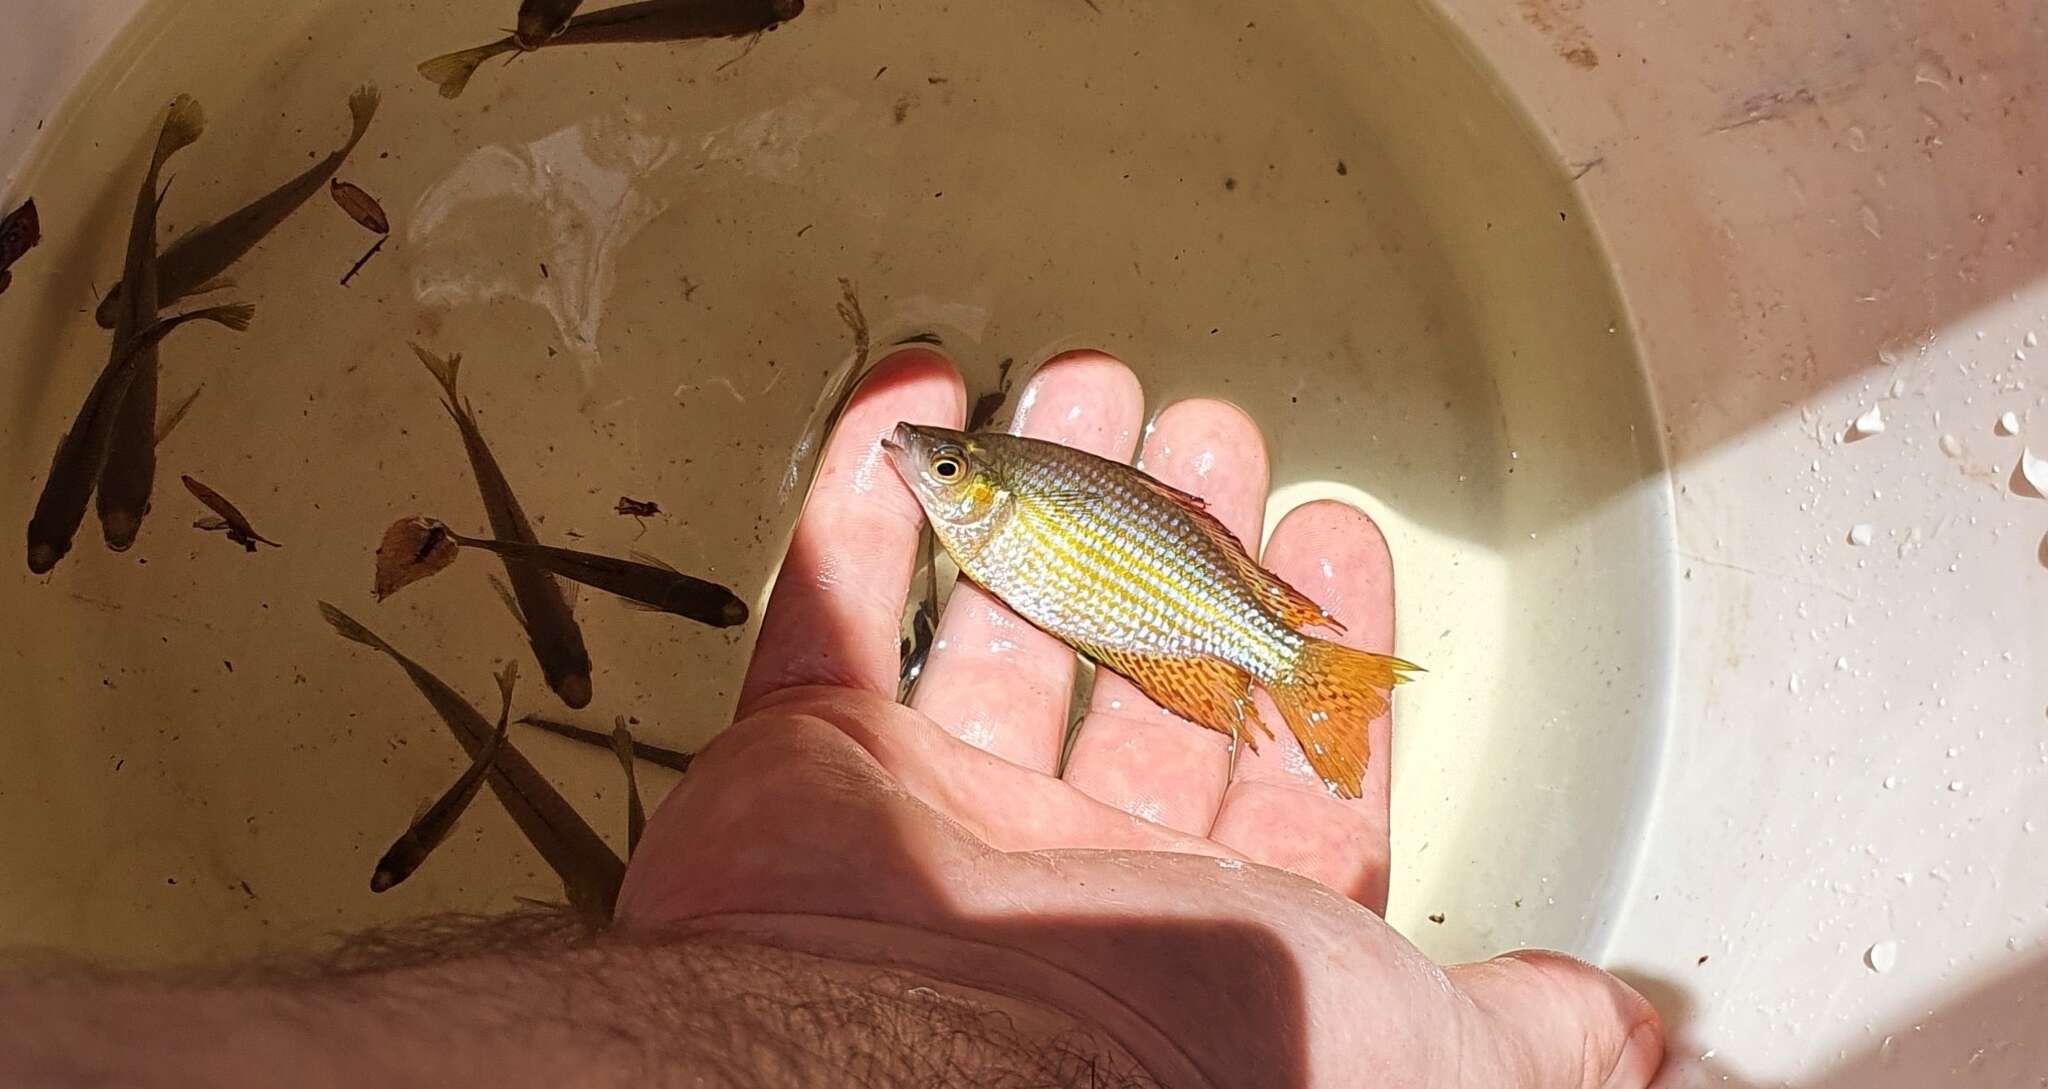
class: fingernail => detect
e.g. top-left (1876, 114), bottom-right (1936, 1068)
top-left (1598, 1022), bottom-right (1662, 1089)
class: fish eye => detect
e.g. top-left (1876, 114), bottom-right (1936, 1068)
top-left (930, 452), bottom-right (966, 481)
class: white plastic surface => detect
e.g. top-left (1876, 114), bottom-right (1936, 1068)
top-left (4, 1), bottom-right (2045, 1086)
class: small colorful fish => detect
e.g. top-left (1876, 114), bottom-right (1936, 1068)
top-left (884, 424), bottom-right (1420, 798)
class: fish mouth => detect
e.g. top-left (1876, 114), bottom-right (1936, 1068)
top-left (880, 422), bottom-right (914, 456)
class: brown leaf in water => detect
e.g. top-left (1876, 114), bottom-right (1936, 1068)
top-left (375, 516), bottom-right (459, 600)
top-left (330, 178), bottom-right (390, 234)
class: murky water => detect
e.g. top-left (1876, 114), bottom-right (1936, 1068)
top-left (0, 0), bottom-right (1673, 966)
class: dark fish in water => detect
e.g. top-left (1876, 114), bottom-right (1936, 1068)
top-left (94, 86), bottom-right (380, 329)
top-left (25, 304), bottom-right (252, 574)
top-left (0, 198), bottom-right (40, 296)
top-left (517, 0), bottom-right (589, 48)
top-left (328, 178), bottom-right (389, 234)
top-left (91, 95), bottom-right (208, 553)
top-left (419, 0), bottom-right (806, 99)
top-left (886, 425), bottom-right (1421, 799)
top-left (965, 358), bottom-right (1017, 432)
top-left (518, 715), bottom-right (693, 772)
top-left (609, 717), bottom-right (646, 857)
top-left (410, 344), bottom-right (594, 709)
top-left (153, 383), bottom-right (204, 447)
top-left (319, 602), bottom-right (624, 917)
top-left (181, 474), bottom-right (281, 552)
top-left (430, 520), bottom-right (749, 628)
top-left (372, 661), bottom-right (520, 893)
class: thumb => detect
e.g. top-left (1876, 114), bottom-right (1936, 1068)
top-left (1446, 950), bottom-right (1664, 1089)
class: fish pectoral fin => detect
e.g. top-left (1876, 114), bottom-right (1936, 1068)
top-left (1087, 646), bottom-right (1266, 749)
top-left (486, 572), bottom-right (530, 633)
top-left (1265, 638), bottom-right (1420, 800)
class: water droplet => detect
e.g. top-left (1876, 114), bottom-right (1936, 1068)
top-left (1939, 433), bottom-right (1963, 458)
top-left (1848, 524), bottom-right (1874, 546)
top-left (1997, 411), bottom-right (2021, 436)
top-left (1859, 204), bottom-right (1883, 239)
top-left (1883, 775), bottom-right (1897, 789)
top-left (1852, 404), bottom-right (1887, 437)
top-left (1865, 939), bottom-right (1899, 973)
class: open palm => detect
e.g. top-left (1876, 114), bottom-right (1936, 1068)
top-left (617, 348), bottom-right (1662, 1088)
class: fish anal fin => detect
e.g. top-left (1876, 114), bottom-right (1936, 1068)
top-left (1087, 647), bottom-right (1270, 749)
top-left (1265, 638), bottom-right (1420, 799)
top-left (1135, 475), bottom-right (1345, 635)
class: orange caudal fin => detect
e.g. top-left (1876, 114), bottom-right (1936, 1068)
top-left (1267, 638), bottom-right (1421, 799)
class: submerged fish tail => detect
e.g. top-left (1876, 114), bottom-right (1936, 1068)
top-left (409, 341), bottom-right (464, 410)
top-left (156, 95), bottom-right (206, 158)
top-left (346, 85), bottom-right (382, 145)
top-left (1265, 639), bottom-right (1420, 799)
top-left (418, 41), bottom-right (516, 98)
top-left (320, 599), bottom-right (399, 655)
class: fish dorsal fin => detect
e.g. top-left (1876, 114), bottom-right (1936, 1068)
top-left (628, 549), bottom-right (677, 573)
top-left (1133, 475), bottom-right (1346, 636)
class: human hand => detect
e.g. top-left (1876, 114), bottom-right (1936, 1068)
top-left (616, 347), bottom-right (1664, 1088)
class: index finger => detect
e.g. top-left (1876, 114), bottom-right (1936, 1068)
top-left (736, 349), bottom-right (965, 717)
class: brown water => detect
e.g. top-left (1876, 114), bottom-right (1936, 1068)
top-left (0, 0), bottom-right (1673, 967)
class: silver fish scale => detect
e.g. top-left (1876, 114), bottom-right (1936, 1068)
top-left (962, 441), bottom-right (1302, 680)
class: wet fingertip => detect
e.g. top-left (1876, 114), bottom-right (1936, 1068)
top-left (855, 346), bottom-right (968, 422)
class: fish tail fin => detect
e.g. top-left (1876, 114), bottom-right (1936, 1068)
top-left (318, 600), bottom-right (396, 655)
top-left (157, 94), bottom-right (206, 157)
top-left (494, 659), bottom-right (521, 713)
top-left (418, 43), bottom-right (509, 99)
top-left (346, 84), bottom-right (382, 143)
top-left (408, 341), bottom-right (463, 408)
top-left (1266, 638), bottom-right (1421, 800)
top-left (182, 302), bottom-right (256, 333)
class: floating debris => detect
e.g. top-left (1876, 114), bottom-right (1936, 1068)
top-left (374, 515), bottom-right (460, 599)
top-left (329, 178), bottom-right (390, 233)
top-left (182, 475), bottom-right (282, 552)
top-left (615, 495), bottom-right (660, 519)
top-left (153, 384), bottom-right (205, 447)
top-left (330, 178), bottom-right (391, 285)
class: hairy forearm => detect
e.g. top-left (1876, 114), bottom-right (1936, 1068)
top-left (0, 918), bottom-right (1157, 1089)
